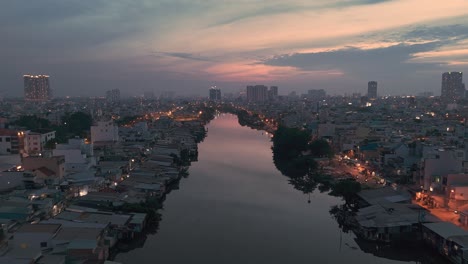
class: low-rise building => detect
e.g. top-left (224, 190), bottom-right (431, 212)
top-left (0, 129), bottom-right (24, 155)
top-left (355, 202), bottom-right (436, 242)
top-left (91, 120), bottom-right (119, 144)
top-left (22, 155), bottom-right (65, 183)
top-left (6, 223), bottom-right (61, 261)
top-left (423, 222), bottom-right (468, 264)
top-left (24, 129), bottom-right (55, 154)
top-left (53, 138), bottom-right (95, 174)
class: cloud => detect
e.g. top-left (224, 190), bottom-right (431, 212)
top-left (155, 52), bottom-right (215, 62)
top-left (211, 0), bottom-right (395, 27)
top-left (262, 42), bottom-right (441, 73)
top-left (0, 0), bottom-right (468, 97)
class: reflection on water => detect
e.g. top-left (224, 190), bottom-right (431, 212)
top-left (116, 114), bottom-right (446, 264)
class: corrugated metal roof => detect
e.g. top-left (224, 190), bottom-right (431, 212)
top-left (423, 222), bottom-right (468, 239)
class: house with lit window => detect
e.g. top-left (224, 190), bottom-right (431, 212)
top-left (422, 148), bottom-right (463, 193)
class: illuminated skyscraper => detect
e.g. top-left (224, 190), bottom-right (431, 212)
top-left (367, 81), bottom-right (377, 99)
top-left (441, 72), bottom-right (464, 101)
top-left (209, 86), bottom-right (221, 101)
top-left (24, 75), bottom-right (51, 101)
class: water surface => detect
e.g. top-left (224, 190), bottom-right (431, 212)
top-left (116, 114), bottom-right (445, 264)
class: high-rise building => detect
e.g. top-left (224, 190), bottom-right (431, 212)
top-left (268, 86), bottom-right (278, 99)
top-left (160, 91), bottom-right (175, 100)
top-left (24, 75), bottom-right (51, 101)
top-left (441, 72), bottom-right (464, 101)
top-left (209, 86), bottom-right (221, 101)
top-left (367, 81), bottom-right (377, 99)
top-left (307, 89), bottom-right (326, 99)
top-left (106, 89), bottom-right (120, 103)
top-left (246, 85), bottom-right (268, 102)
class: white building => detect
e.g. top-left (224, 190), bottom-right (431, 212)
top-left (422, 148), bottom-right (464, 191)
top-left (53, 138), bottom-right (95, 174)
top-left (24, 129), bottom-right (56, 154)
top-left (90, 120), bottom-right (119, 143)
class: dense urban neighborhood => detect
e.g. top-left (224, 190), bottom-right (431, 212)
top-left (0, 76), bottom-right (467, 263)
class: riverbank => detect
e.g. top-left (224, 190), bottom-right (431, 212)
top-left (115, 114), bottom-right (445, 264)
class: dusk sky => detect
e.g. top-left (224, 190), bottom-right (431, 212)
top-left (2, 0), bottom-right (468, 97)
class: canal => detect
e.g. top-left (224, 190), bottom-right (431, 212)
top-left (115, 114), bottom-right (445, 264)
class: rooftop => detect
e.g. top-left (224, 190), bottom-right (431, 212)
top-left (30, 129), bottom-right (54, 134)
top-left (358, 187), bottom-right (411, 205)
top-left (0, 128), bottom-right (19, 136)
top-left (16, 223), bottom-right (61, 234)
top-left (67, 239), bottom-right (97, 250)
top-left (54, 226), bottom-right (103, 241)
top-left (423, 222), bottom-right (468, 239)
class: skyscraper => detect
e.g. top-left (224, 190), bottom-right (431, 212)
top-left (441, 72), bottom-right (464, 101)
top-left (307, 89), bottom-right (326, 99)
top-left (106, 89), bottom-right (120, 103)
top-left (268, 86), bottom-right (278, 99)
top-left (367, 81), bottom-right (377, 99)
top-left (24, 75), bottom-right (51, 101)
top-left (246, 85), bottom-right (268, 102)
top-left (209, 86), bottom-right (221, 101)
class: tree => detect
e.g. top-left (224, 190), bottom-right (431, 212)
top-left (116, 115), bottom-right (141, 126)
top-left (309, 139), bottom-right (334, 158)
top-left (275, 155), bottom-right (318, 179)
top-left (44, 139), bottom-right (57, 150)
top-left (272, 126), bottom-right (310, 161)
top-left (13, 115), bottom-right (50, 130)
top-left (329, 178), bottom-right (361, 202)
top-left (62, 112), bottom-right (92, 137)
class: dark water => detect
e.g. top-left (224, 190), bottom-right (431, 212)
top-left (115, 114), bottom-right (445, 264)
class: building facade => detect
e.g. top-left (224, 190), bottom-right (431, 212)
top-left (269, 86), bottom-right (278, 99)
top-left (307, 89), bottom-right (326, 99)
top-left (368, 81), bottom-right (378, 99)
top-left (22, 155), bottom-right (66, 181)
top-left (90, 120), bottom-right (119, 143)
top-left (246, 85), bottom-right (268, 102)
top-left (106, 89), bottom-right (120, 104)
top-left (0, 129), bottom-right (24, 155)
top-left (24, 75), bottom-right (51, 101)
top-left (24, 130), bottom-right (56, 154)
top-left (441, 72), bottom-right (465, 101)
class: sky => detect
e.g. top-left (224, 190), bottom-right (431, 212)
top-left (1, 0), bottom-right (468, 97)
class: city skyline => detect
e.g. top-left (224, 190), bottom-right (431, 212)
top-left (1, 1), bottom-right (468, 97)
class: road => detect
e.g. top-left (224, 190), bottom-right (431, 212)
top-left (413, 197), bottom-right (467, 230)
top-left (328, 158), bottom-right (383, 189)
